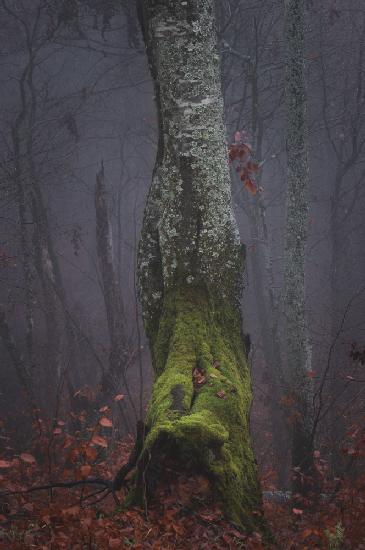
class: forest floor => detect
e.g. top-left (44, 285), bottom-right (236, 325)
top-left (0, 412), bottom-right (364, 549)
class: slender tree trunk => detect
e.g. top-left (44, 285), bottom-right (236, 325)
top-left (11, 65), bottom-right (36, 375)
top-left (12, 130), bottom-right (35, 371)
top-left (328, 168), bottom-right (347, 474)
top-left (135, 0), bottom-right (265, 533)
top-left (0, 307), bottom-right (33, 403)
top-left (284, 0), bottom-right (314, 492)
top-left (248, 209), bottom-right (288, 488)
top-left (0, 307), bottom-right (41, 437)
top-left (95, 165), bottom-right (125, 389)
top-left (95, 165), bottom-right (136, 429)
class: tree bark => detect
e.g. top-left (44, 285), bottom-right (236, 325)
top-left (283, 0), bottom-right (314, 492)
top-left (135, 0), bottom-right (265, 532)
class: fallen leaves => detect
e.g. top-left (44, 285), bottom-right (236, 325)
top-left (0, 391), bottom-right (364, 550)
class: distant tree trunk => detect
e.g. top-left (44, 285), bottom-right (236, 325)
top-left (248, 204), bottom-right (288, 487)
top-left (135, 0), bottom-right (265, 533)
top-left (283, 0), bottom-right (314, 492)
top-left (10, 46), bottom-right (78, 398)
top-left (9, 60), bottom-right (64, 388)
top-left (248, 68), bottom-right (288, 487)
top-left (27, 45), bottom-right (82, 403)
top-left (12, 124), bottom-right (35, 372)
top-left (94, 165), bottom-right (136, 428)
top-left (0, 307), bottom-right (33, 406)
top-left (95, 164), bottom-right (125, 389)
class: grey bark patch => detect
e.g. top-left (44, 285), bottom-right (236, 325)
top-left (137, 0), bottom-right (244, 336)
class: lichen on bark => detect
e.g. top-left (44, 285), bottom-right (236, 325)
top-left (135, 0), bottom-right (266, 534)
top-left (284, 0), bottom-right (314, 490)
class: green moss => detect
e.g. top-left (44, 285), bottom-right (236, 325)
top-left (136, 284), bottom-right (267, 535)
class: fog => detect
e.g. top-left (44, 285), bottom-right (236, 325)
top-left (0, 2), bottom-right (364, 545)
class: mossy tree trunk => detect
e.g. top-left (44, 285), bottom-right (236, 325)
top-left (136, 0), bottom-right (264, 532)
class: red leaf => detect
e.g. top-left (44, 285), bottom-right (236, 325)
top-left (199, 512), bottom-right (216, 522)
top-left (246, 161), bottom-right (260, 172)
top-left (80, 464), bottom-right (92, 478)
top-left (292, 507), bottom-right (303, 515)
top-left (0, 459), bottom-right (12, 468)
top-left (91, 435), bottom-right (108, 448)
top-left (20, 453), bottom-right (36, 464)
top-left (84, 446), bottom-right (98, 460)
top-left (193, 368), bottom-right (206, 386)
top-left (99, 405), bottom-right (109, 413)
top-left (242, 142), bottom-right (252, 154)
top-left (306, 370), bottom-right (316, 378)
top-left (113, 394), bottom-right (124, 402)
top-left (216, 390), bottom-right (227, 399)
top-left (62, 505), bottom-right (80, 517)
top-left (244, 179), bottom-right (257, 195)
top-left (99, 417), bottom-right (113, 428)
top-left (301, 527), bottom-right (319, 539)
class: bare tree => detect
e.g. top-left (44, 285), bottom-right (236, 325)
top-left (283, 0), bottom-right (314, 492)
top-left (94, 163), bottom-right (137, 427)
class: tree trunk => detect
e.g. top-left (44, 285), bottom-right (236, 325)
top-left (135, 0), bottom-right (264, 532)
top-left (95, 164), bottom-right (135, 430)
top-left (283, 0), bottom-right (314, 492)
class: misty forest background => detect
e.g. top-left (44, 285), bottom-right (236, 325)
top-left (0, 0), bottom-right (364, 547)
